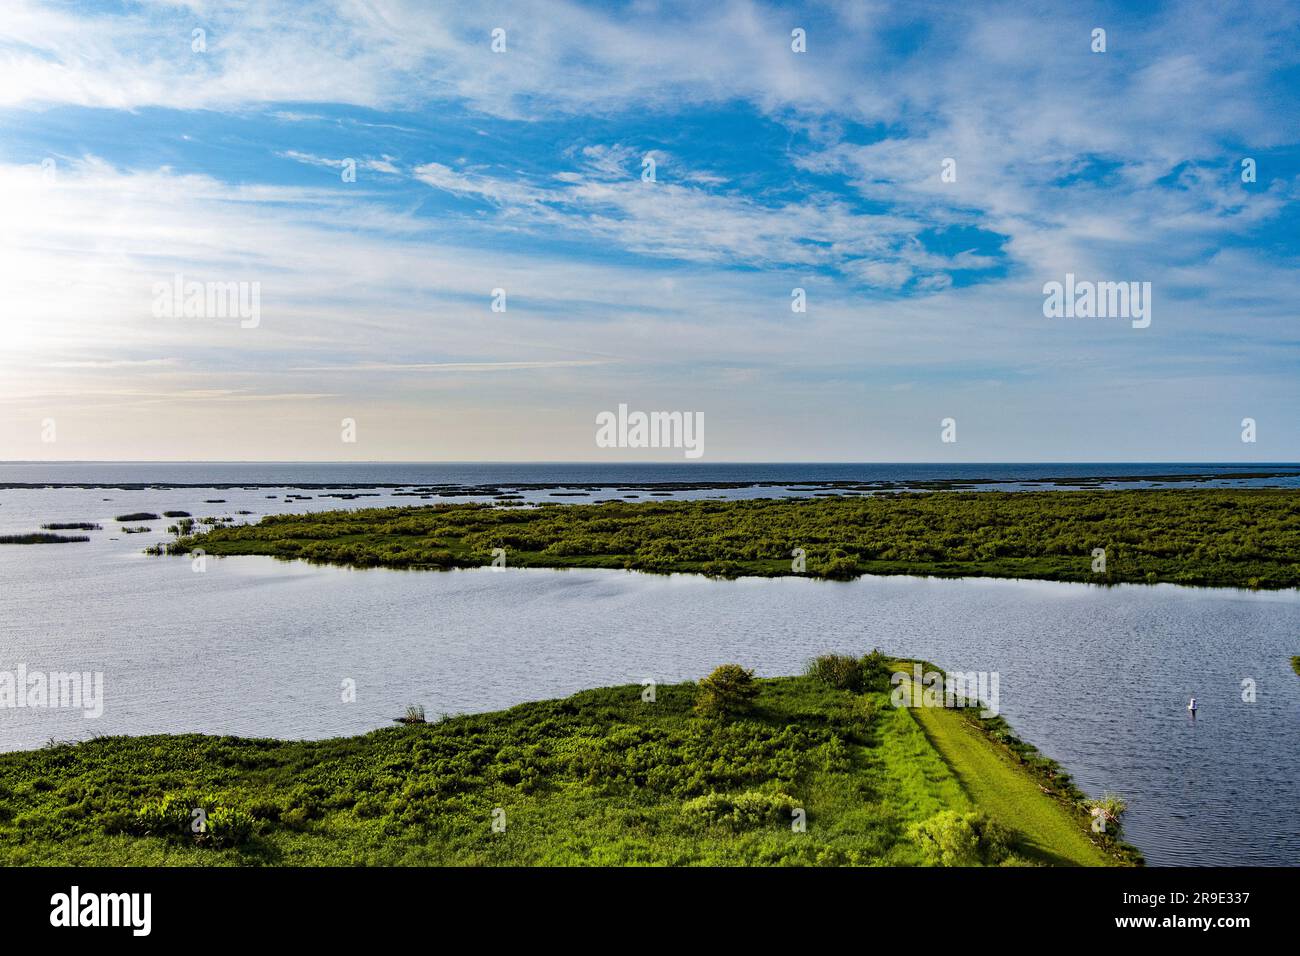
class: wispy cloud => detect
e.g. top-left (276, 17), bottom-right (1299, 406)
top-left (1, 1), bottom-right (1297, 460)
top-left (286, 361), bottom-right (612, 372)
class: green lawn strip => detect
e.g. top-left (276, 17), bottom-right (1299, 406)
top-left (906, 697), bottom-right (1112, 867)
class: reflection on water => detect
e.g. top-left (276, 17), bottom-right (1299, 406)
top-left (1, 488), bottom-right (1298, 866)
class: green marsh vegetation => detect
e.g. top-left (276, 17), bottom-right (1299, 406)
top-left (0, 662), bottom-right (1134, 867)
top-left (115, 512), bottom-right (159, 522)
top-left (0, 533), bottom-right (90, 544)
top-left (173, 489), bottom-right (1300, 589)
top-left (40, 522), bottom-right (101, 531)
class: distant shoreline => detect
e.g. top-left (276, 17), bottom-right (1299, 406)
top-left (3, 465), bottom-right (1298, 492)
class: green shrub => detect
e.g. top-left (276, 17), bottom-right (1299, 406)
top-left (859, 649), bottom-right (893, 692)
top-left (130, 792), bottom-right (254, 847)
top-left (682, 790), bottom-right (798, 831)
top-left (807, 653), bottom-right (864, 691)
top-left (131, 793), bottom-right (194, 837)
top-left (821, 555), bottom-right (860, 579)
top-left (852, 694), bottom-right (879, 725)
top-left (695, 664), bottom-right (758, 717)
top-left (909, 810), bottom-right (1011, 866)
top-left (1086, 792), bottom-right (1128, 834)
top-left (204, 804), bottom-right (255, 847)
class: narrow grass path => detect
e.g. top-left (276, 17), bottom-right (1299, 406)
top-left (905, 701), bottom-right (1113, 867)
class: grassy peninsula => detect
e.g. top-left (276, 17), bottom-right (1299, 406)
top-left (0, 660), bottom-right (1136, 866)
top-left (170, 489), bottom-right (1300, 589)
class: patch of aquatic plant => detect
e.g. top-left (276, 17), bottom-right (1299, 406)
top-left (143, 540), bottom-right (192, 556)
top-left (162, 511), bottom-right (191, 518)
top-left (120, 527), bottom-right (152, 534)
top-left (40, 522), bottom-right (101, 531)
top-left (0, 533), bottom-right (90, 544)
top-left (114, 512), bottom-right (159, 522)
top-left (395, 705), bottom-right (426, 725)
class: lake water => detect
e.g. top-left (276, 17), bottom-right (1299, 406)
top-left (1, 466), bottom-right (1298, 866)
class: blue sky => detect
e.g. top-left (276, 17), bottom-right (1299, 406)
top-left (1, 0), bottom-right (1298, 461)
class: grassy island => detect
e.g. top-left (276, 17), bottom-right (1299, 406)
top-left (0, 661), bottom-right (1136, 866)
top-left (170, 489), bottom-right (1300, 589)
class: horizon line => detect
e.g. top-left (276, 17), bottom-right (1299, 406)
top-left (3, 460), bottom-right (1298, 467)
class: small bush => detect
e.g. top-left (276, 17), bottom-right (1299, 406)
top-left (853, 695), bottom-right (879, 724)
top-left (859, 648), bottom-right (893, 692)
top-left (130, 792), bottom-right (254, 848)
top-left (695, 664), bottom-right (758, 717)
top-left (1087, 792), bottom-right (1128, 833)
top-left (909, 810), bottom-right (1011, 866)
top-left (683, 790), bottom-right (798, 831)
top-left (821, 555), bottom-right (860, 579)
top-left (203, 804), bottom-right (255, 847)
top-left (807, 653), bottom-right (864, 691)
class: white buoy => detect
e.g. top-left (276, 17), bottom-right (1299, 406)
top-left (1187, 696), bottom-right (1197, 713)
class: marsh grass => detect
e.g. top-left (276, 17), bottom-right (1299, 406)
top-left (175, 489), bottom-right (1300, 589)
top-left (395, 705), bottom-right (426, 725)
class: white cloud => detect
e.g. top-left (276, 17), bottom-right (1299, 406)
top-left (1, 1), bottom-right (1297, 458)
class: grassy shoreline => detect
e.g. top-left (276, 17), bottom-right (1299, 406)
top-left (168, 489), bottom-right (1300, 590)
top-left (0, 666), bottom-right (1136, 867)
